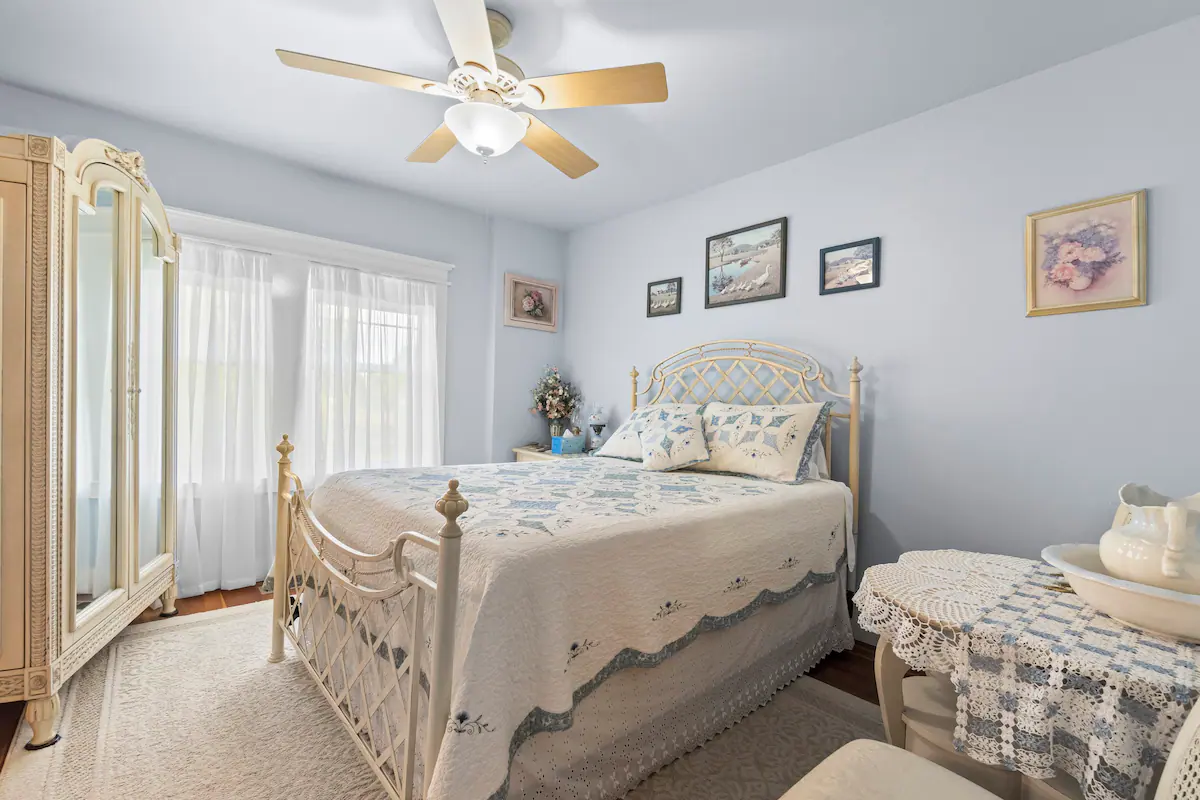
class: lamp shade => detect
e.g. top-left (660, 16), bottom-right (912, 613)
top-left (444, 102), bottom-right (528, 158)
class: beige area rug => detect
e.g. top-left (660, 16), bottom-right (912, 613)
top-left (1, 603), bottom-right (882, 800)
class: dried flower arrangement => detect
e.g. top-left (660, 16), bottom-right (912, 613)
top-left (531, 366), bottom-right (582, 435)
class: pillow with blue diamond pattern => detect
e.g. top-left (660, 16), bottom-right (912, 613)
top-left (594, 403), bottom-right (700, 461)
top-left (638, 412), bottom-right (710, 471)
top-left (692, 402), bottom-right (832, 483)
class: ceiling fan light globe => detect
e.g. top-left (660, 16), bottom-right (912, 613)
top-left (444, 102), bottom-right (528, 159)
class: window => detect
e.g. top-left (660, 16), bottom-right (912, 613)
top-left (295, 263), bottom-right (442, 485)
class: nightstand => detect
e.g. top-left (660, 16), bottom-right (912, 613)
top-left (512, 445), bottom-right (588, 462)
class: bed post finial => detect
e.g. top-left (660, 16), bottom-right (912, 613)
top-left (435, 479), bottom-right (468, 537)
top-left (269, 435), bottom-right (295, 664)
top-left (848, 359), bottom-right (862, 539)
top-left (630, 366), bottom-right (639, 412)
top-left (426, 479), bottom-right (467, 792)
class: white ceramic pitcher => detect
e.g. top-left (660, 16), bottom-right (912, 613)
top-left (1099, 484), bottom-right (1200, 594)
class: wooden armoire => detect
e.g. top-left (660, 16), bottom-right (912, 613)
top-left (0, 135), bottom-right (179, 748)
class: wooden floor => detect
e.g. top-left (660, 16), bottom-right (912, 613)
top-left (131, 582), bottom-right (269, 624)
top-left (809, 639), bottom-right (879, 705)
top-left (0, 585), bottom-right (878, 772)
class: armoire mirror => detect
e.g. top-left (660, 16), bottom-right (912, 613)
top-left (75, 187), bottom-right (120, 613)
top-left (138, 210), bottom-right (167, 571)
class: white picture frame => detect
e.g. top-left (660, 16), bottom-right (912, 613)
top-left (504, 273), bottom-right (559, 332)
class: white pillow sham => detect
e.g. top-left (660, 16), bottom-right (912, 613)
top-left (638, 412), bottom-right (710, 471)
top-left (595, 403), bottom-right (700, 461)
top-left (693, 401), bottom-right (832, 484)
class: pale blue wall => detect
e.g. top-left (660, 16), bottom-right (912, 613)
top-left (0, 81), bottom-right (565, 465)
top-left (486, 218), bottom-right (568, 461)
top-left (562, 18), bottom-right (1200, 581)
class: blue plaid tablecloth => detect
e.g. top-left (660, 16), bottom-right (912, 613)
top-left (952, 564), bottom-right (1200, 800)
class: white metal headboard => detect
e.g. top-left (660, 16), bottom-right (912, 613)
top-left (630, 339), bottom-right (862, 526)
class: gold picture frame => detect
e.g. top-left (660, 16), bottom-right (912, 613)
top-left (1026, 190), bottom-right (1146, 317)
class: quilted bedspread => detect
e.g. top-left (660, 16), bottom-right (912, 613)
top-left (310, 457), bottom-right (855, 800)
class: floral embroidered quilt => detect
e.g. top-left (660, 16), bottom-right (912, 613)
top-left (310, 457), bottom-right (854, 799)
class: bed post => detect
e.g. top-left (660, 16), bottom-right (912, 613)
top-left (424, 479), bottom-right (468, 794)
top-left (268, 434), bottom-right (294, 664)
top-left (630, 366), bottom-right (639, 412)
top-left (848, 358), bottom-right (862, 532)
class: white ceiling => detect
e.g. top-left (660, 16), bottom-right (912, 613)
top-left (1, 0), bottom-right (1197, 230)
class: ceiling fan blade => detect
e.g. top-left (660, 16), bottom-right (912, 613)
top-left (521, 63), bottom-right (667, 110)
top-left (433, 0), bottom-right (498, 76)
top-left (518, 113), bottom-right (598, 179)
top-left (276, 49), bottom-right (444, 94)
top-left (407, 124), bottom-right (459, 163)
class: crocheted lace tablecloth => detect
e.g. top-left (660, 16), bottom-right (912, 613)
top-left (952, 566), bottom-right (1200, 800)
top-left (853, 550), bottom-right (1038, 673)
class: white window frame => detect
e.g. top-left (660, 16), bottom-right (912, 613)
top-left (167, 207), bottom-right (454, 455)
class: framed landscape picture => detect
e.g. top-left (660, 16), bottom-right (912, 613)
top-left (1026, 190), bottom-right (1146, 316)
top-left (820, 237), bottom-right (880, 295)
top-left (504, 273), bottom-right (559, 332)
top-left (705, 217), bottom-right (787, 308)
top-left (647, 277), bottom-right (681, 317)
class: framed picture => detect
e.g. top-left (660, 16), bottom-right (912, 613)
top-left (705, 217), bottom-right (787, 308)
top-left (647, 277), bottom-right (682, 317)
top-left (1026, 190), bottom-right (1146, 316)
top-left (820, 237), bottom-right (880, 295)
top-left (504, 273), bottom-right (559, 332)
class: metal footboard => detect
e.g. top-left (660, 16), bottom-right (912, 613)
top-left (267, 435), bottom-right (466, 800)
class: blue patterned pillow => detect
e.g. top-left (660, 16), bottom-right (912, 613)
top-left (692, 402), bottom-right (832, 483)
top-left (595, 404), bottom-right (699, 461)
top-left (638, 413), bottom-right (710, 471)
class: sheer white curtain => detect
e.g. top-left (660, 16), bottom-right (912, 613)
top-left (176, 239), bottom-right (275, 597)
top-left (295, 263), bottom-right (442, 486)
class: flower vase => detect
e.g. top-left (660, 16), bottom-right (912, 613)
top-left (549, 421), bottom-right (565, 438)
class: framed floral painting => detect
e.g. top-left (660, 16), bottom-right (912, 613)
top-left (1026, 190), bottom-right (1146, 316)
top-left (504, 273), bottom-right (559, 332)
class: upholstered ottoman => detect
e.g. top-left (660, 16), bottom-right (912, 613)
top-left (780, 739), bottom-right (1001, 800)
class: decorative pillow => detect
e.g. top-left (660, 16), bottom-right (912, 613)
top-left (693, 402), bottom-right (832, 483)
top-left (638, 412), bottom-right (710, 471)
top-left (595, 403), bottom-right (700, 461)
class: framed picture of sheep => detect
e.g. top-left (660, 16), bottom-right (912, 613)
top-left (647, 277), bottom-right (682, 317)
top-left (705, 217), bottom-right (787, 308)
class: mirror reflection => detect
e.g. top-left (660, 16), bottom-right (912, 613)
top-left (75, 189), bottom-right (119, 612)
top-left (138, 211), bottom-right (166, 570)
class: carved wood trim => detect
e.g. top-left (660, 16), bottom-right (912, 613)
top-left (51, 151), bottom-right (65, 662)
top-left (0, 673), bottom-right (26, 701)
top-left (29, 159), bottom-right (50, 669)
top-left (102, 146), bottom-right (149, 190)
top-left (26, 136), bottom-right (52, 163)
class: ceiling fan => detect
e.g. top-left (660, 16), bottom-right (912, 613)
top-left (276, 0), bottom-right (668, 179)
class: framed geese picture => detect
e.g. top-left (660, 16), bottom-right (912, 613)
top-left (647, 277), bottom-right (682, 317)
top-left (705, 218), bottom-right (787, 308)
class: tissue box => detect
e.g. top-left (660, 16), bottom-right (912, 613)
top-left (551, 434), bottom-right (585, 455)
